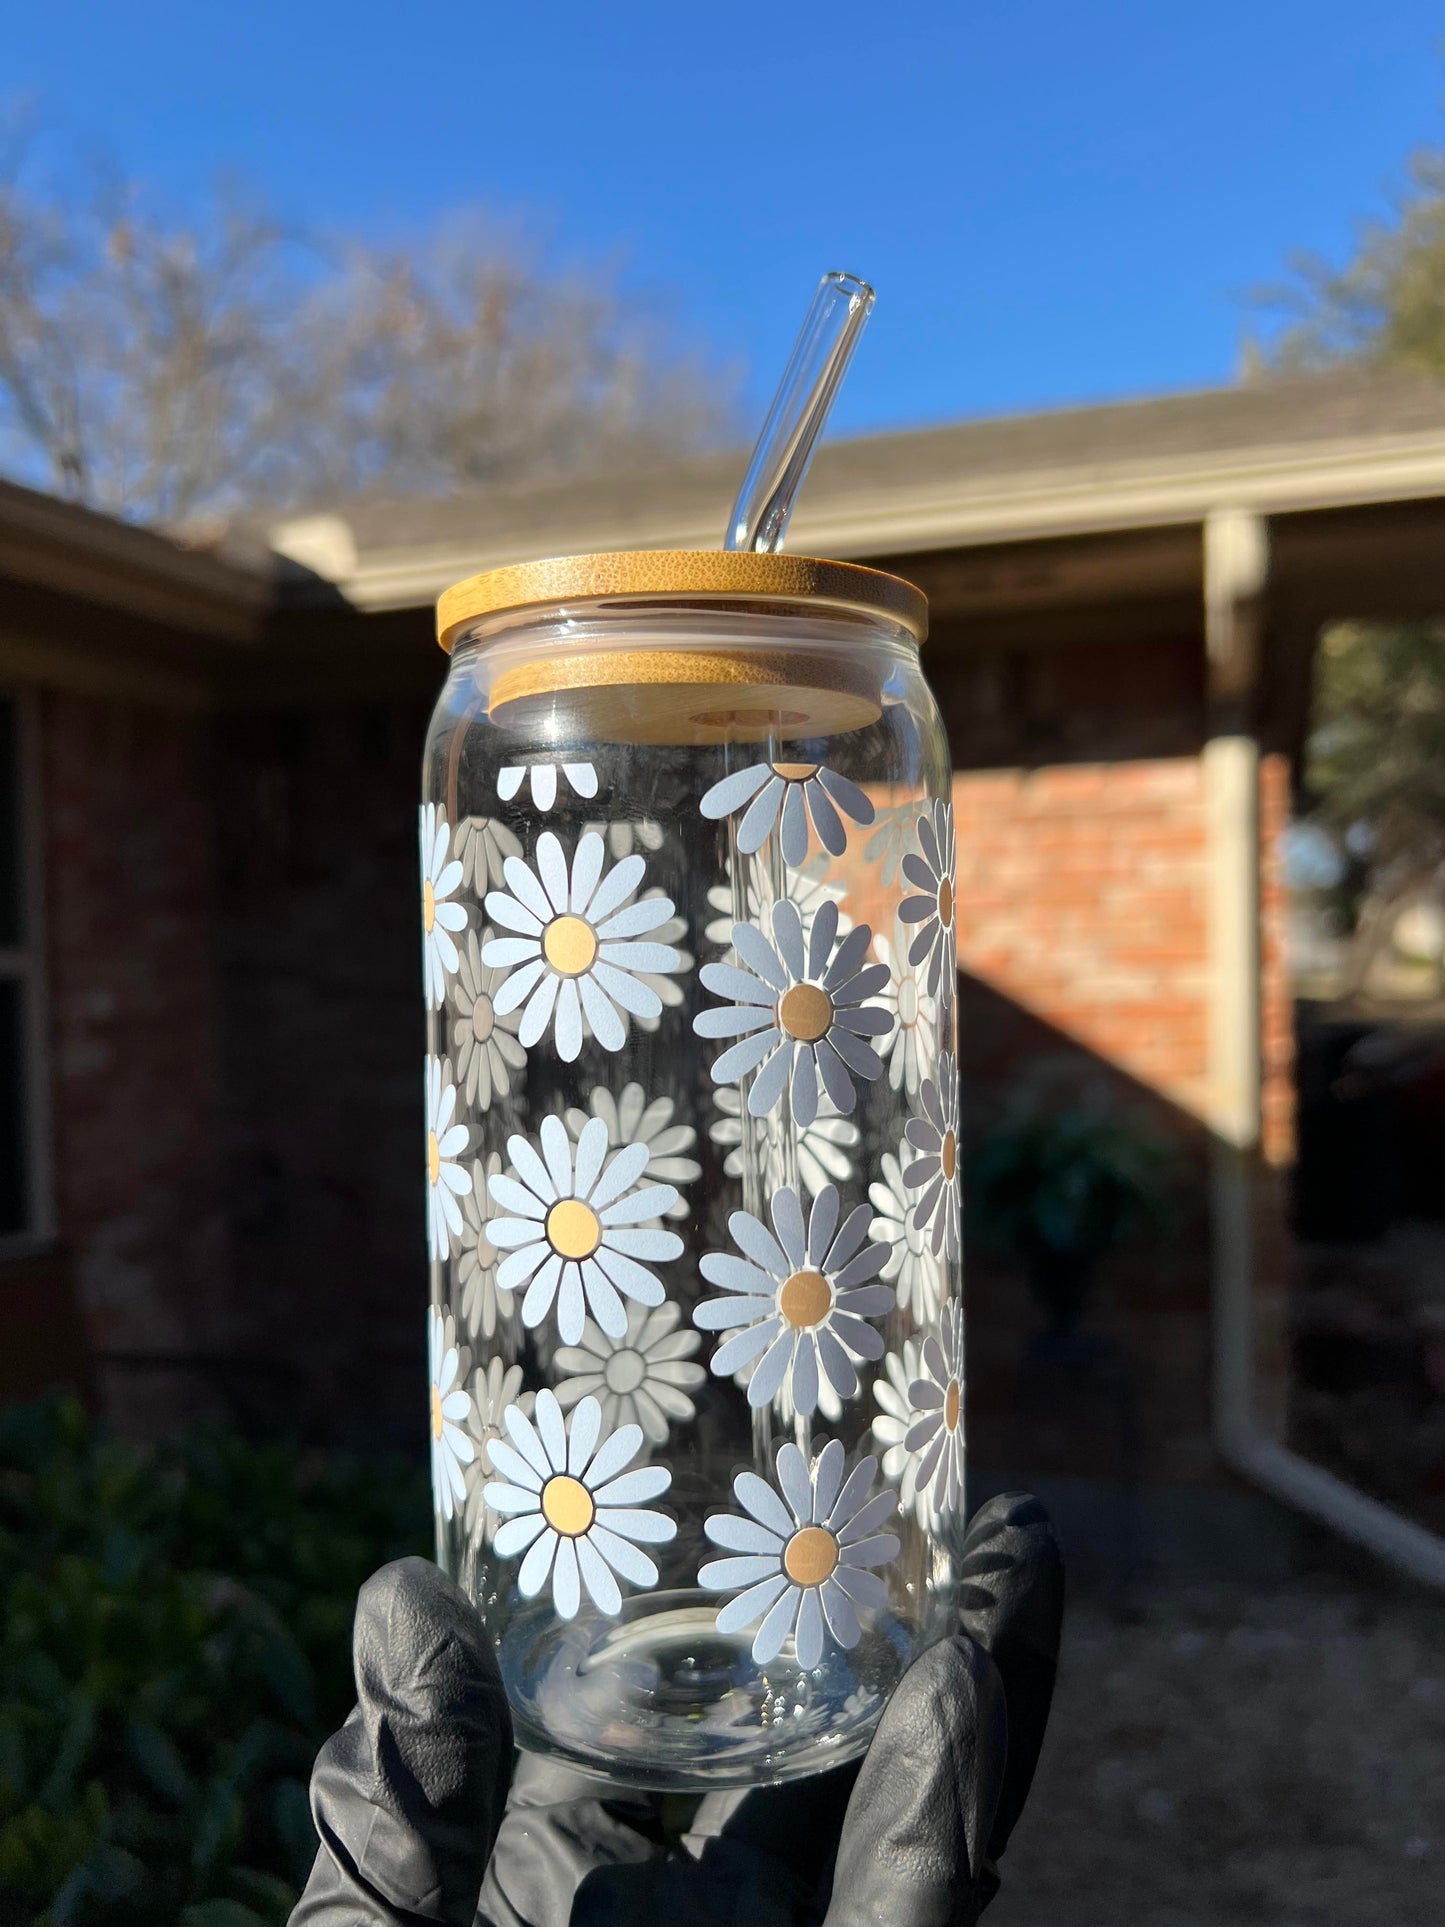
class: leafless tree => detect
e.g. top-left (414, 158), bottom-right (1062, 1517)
top-left (0, 145), bottom-right (734, 529)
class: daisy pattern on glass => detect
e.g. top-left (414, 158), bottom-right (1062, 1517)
top-left (420, 804), bottom-right (468, 1011)
top-left (695, 1182), bottom-right (892, 1416)
top-left (463, 1357), bottom-right (528, 1540)
top-left (487, 1112), bottom-right (682, 1345)
top-left (456, 1153), bottom-right (515, 1340)
top-left (450, 930), bottom-right (526, 1110)
top-left (869, 1147), bottom-right (946, 1323)
top-left (863, 798), bottom-right (918, 887)
top-left (871, 921), bottom-right (938, 1098)
top-left (425, 1057), bottom-right (472, 1263)
top-left (700, 759), bottom-right (875, 865)
top-left (709, 1086), bottom-right (859, 1200)
top-left (585, 815), bottom-right (664, 862)
top-left (485, 1389), bottom-right (676, 1619)
top-left (564, 1083), bottom-right (699, 1222)
top-left (898, 798), bottom-right (957, 998)
top-left (704, 852), bottom-right (849, 955)
top-left (694, 898), bottom-right (891, 1125)
top-left (903, 1055), bottom-right (962, 1260)
top-left (904, 1301), bottom-right (966, 1520)
top-left (554, 1302), bottom-right (705, 1444)
top-left (700, 1440), bottom-right (899, 1668)
top-left (497, 762), bottom-right (599, 811)
top-left (871, 1337), bottom-right (933, 1526)
top-left (456, 814), bottom-right (522, 896)
top-left (428, 1306), bottom-right (474, 1523)
top-left (483, 831), bottom-right (682, 1064)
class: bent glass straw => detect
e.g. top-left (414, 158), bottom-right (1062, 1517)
top-left (724, 271), bottom-right (876, 555)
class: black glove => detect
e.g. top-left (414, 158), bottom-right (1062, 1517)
top-left (291, 1492), bottom-right (1063, 1927)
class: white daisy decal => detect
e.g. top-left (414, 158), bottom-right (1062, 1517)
top-left (420, 804), bottom-right (468, 1011)
top-left (482, 831), bottom-right (682, 1063)
top-left (585, 816), bottom-right (664, 862)
top-left (704, 852), bottom-right (848, 955)
top-left (622, 894), bottom-right (693, 1035)
top-left (903, 1055), bottom-right (961, 1260)
top-left (904, 1301), bottom-right (966, 1519)
top-left (497, 762), bottom-right (599, 810)
top-left (898, 798), bottom-right (956, 998)
top-left (564, 1083), bottom-right (699, 1222)
top-left (869, 1148), bottom-right (946, 1323)
top-left (871, 1337), bottom-right (932, 1526)
top-left (554, 1301), bottom-right (705, 1444)
top-left (485, 1389), bottom-right (676, 1619)
top-left (871, 921), bottom-right (938, 1098)
top-left (695, 898), bottom-right (891, 1125)
top-left (428, 1306), bottom-right (474, 1523)
top-left (700, 759), bottom-right (875, 865)
top-left (425, 1057), bottom-right (472, 1263)
top-left (456, 814), bottom-right (522, 896)
top-left (709, 1086), bottom-right (859, 1200)
top-left (863, 799), bottom-right (919, 887)
top-left (695, 1182), bottom-right (892, 1416)
top-left (456, 1153), bottom-right (515, 1339)
top-left (450, 929), bottom-right (526, 1110)
top-left (488, 1113), bottom-right (682, 1345)
top-left (700, 1440), bottom-right (899, 1668)
top-left (463, 1357), bottom-right (529, 1540)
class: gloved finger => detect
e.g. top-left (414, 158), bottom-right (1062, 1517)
top-left (570, 1763), bottom-right (856, 1926)
top-left (478, 1751), bottom-right (666, 1927)
top-left (821, 1492), bottom-right (1063, 1926)
top-left (954, 1491), bottom-right (1064, 1861)
top-left (290, 1557), bottom-right (512, 1926)
top-left (822, 1635), bottom-right (1007, 1927)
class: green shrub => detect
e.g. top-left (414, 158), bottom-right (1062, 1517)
top-left (0, 1396), bottom-right (429, 1926)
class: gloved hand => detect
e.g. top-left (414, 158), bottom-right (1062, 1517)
top-left (291, 1491), bottom-right (1063, 1927)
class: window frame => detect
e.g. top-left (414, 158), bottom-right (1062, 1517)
top-left (0, 687), bottom-right (53, 1255)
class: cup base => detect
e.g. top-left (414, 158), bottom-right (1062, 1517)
top-left (497, 1586), bottom-right (911, 1791)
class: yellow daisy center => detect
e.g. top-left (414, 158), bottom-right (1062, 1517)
top-left (937, 875), bottom-right (954, 928)
top-left (779, 1269), bottom-right (832, 1330)
top-left (430, 1383), bottom-right (445, 1441)
top-left (546, 1198), bottom-right (602, 1261)
top-left (945, 1378), bottom-right (962, 1433)
top-left (423, 879), bottom-right (436, 933)
top-left (941, 1130), bottom-right (958, 1182)
top-left (771, 761), bottom-right (819, 782)
top-left (427, 1131), bottom-right (441, 1188)
top-left (470, 993), bottom-right (495, 1043)
top-left (783, 1525), bottom-right (839, 1587)
top-left (543, 914), bottom-right (599, 977)
top-left (541, 1473), bottom-right (595, 1537)
top-left (778, 982), bottom-right (832, 1043)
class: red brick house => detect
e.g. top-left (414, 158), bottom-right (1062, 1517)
top-left (4, 368), bottom-right (1444, 1581)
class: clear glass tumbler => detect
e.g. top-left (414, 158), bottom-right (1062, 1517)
top-left (421, 551), bottom-right (963, 1790)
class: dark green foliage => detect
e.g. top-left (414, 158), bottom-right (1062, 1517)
top-left (969, 1110), bottom-right (1170, 1331)
top-left (0, 1397), bottom-right (429, 1926)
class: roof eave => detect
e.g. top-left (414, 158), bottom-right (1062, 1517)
top-left (308, 426), bottom-right (1445, 614)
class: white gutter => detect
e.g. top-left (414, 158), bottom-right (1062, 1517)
top-left (1203, 516), bottom-right (1445, 1587)
top-left (278, 426), bottom-right (1445, 614)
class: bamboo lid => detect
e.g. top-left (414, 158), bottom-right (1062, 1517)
top-left (435, 550), bottom-right (929, 653)
top-left (436, 550), bottom-right (928, 746)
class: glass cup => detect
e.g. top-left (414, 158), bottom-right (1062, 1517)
top-left (421, 551), bottom-right (963, 1790)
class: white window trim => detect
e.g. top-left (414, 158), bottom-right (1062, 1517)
top-left (0, 687), bottom-right (54, 1256)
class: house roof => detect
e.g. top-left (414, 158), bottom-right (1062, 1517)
top-left (267, 368), bottom-right (1445, 612)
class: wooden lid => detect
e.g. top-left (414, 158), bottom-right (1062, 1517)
top-left (435, 549), bottom-right (929, 653)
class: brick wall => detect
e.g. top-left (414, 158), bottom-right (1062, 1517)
top-left (40, 692), bottom-right (229, 1432)
top-left (954, 754), bottom-right (1293, 1485)
top-left (210, 701), bottom-right (432, 1448)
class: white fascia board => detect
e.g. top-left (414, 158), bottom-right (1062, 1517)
top-left (312, 428), bottom-right (1445, 613)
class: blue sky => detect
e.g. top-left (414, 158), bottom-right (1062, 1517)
top-left (7, 1), bottom-right (1445, 437)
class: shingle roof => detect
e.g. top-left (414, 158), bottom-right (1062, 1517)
top-left (267, 368), bottom-right (1445, 609)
